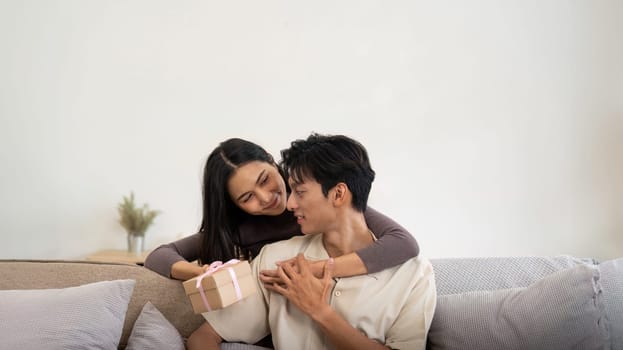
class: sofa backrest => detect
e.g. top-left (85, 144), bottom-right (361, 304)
top-left (0, 260), bottom-right (204, 348)
top-left (429, 255), bottom-right (597, 295)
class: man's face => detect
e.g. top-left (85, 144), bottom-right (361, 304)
top-left (286, 176), bottom-right (336, 235)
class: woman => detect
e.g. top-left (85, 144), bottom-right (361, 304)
top-left (145, 137), bottom-right (419, 281)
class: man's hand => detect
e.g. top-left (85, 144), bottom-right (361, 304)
top-left (260, 257), bottom-right (326, 285)
top-left (263, 254), bottom-right (390, 350)
top-left (262, 253), bottom-right (334, 317)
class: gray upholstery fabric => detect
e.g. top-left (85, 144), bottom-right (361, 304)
top-left (125, 301), bottom-right (185, 350)
top-left (599, 258), bottom-right (623, 348)
top-left (430, 255), bottom-right (595, 295)
top-left (0, 279), bottom-right (135, 350)
top-left (2, 257), bottom-right (617, 350)
top-left (427, 264), bottom-right (608, 350)
top-left (221, 344), bottom-right (273, 350)
top-left (0, 260), bottom-right (204, 348)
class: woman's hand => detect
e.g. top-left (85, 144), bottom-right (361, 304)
top-left (171, 261), bottom-right (208, 281)
top-left (262, 254), bottom-right (334, 317)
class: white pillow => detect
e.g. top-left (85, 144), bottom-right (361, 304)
top-left (126, 301), bottom-right (185, 350)
top-left (0, 279), bottom-right (135, 350)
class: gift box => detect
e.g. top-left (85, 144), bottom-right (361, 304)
top-left (182, 259), bottom-right (257, 314)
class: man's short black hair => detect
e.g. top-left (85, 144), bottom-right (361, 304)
top-left (280, 133), bottom-right (375, 212)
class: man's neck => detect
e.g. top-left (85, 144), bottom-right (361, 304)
top-left (322, 212), bottom-right (373, 258)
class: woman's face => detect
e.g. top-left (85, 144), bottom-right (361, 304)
top-left (227, 161), bottom-right (288, 216)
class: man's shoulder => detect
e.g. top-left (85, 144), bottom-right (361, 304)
top-left (264, 234), bottom-right (311, 252)
top-left (376, 255), bottom-right (434, 282)
top-left (402, 256), bottom-right (434, 274)
top-left (255, 234), bottom-right (317, 268)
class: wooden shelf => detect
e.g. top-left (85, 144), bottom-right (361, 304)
top-left (86, 249), bottom-right (150, 265)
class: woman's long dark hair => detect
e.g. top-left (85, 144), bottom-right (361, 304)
top-left (198, 138), bottom-right (278, 264)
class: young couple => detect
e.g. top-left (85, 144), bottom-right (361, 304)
top-left (145, 133), bottom-right (436, 349)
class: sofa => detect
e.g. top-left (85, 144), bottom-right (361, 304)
top-left (1, 255), bottom-right (621, 349)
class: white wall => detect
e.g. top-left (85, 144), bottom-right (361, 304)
top-left (1, 0), bottom-right (622, 261)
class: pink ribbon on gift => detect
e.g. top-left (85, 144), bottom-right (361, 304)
top-left (195, 259), bottom-right (243, 312)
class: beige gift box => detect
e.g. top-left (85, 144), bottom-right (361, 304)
top-left (182, 260), bottom-right (257, 314)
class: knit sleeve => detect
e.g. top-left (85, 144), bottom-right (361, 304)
top-left (357, 207), bottom-right (420, 274)
top-left (144, 232), bottom-right (202, 278)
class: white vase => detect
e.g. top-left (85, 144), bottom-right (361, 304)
top-left (127, 234), bottom-right (144, 255)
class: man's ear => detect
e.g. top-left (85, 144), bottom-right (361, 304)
top-left (333, 182), bottom-right (348, 206)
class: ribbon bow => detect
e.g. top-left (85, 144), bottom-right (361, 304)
top-left (196, 259), bottom-right (243, 312)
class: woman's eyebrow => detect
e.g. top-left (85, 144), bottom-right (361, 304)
top-left (236, 169), bottom-right (266, 202)
top-left (256, 169), bottom-right (266, 184)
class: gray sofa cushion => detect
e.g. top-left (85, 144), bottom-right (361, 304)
top-left (0, 279), bottom-right (135, 350)
top-left (430, 255), bottom-right (595, 295)
top-left (0, 260), bottom-right (204, 348)
top-left (221, 344), bottom-right (273, 350)
top-left (427, 264), bottom-right (608, 350)
top-left (599, 258), bottom-right (623, 348)
top-left (125, 301), bottom-right (185, 350)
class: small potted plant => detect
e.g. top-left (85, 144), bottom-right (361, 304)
top-left (118, 191), bottom-right (160, 255)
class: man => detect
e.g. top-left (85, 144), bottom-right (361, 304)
top-left (190, 133), bottom-right (436, 350)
